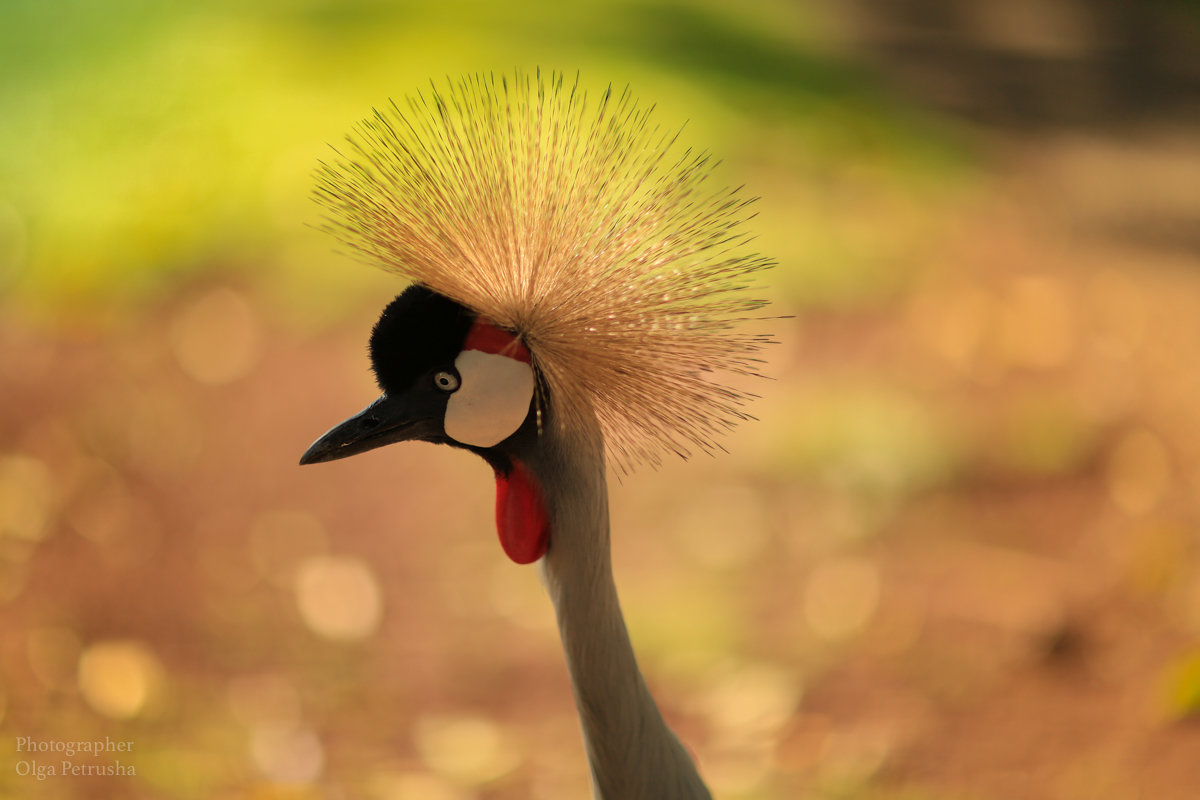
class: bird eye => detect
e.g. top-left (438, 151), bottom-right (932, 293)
top-left (433, 370), bottom-right (460, 392)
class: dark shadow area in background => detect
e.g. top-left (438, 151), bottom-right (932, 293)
top-left (841, 0), bottom-right (1200, 260)
top-left (845, 0), bottom-right (1200, 133)
top-left (600, 0), bottom-right (1200, 136)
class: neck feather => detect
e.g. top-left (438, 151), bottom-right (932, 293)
top-left (521, 416), bottom-right (712, 800)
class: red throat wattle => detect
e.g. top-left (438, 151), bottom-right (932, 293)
top-left (493, 459), bottom-right (550, 564)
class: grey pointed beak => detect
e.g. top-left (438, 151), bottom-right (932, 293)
top-left (299, 393), bottom-right (441, 465)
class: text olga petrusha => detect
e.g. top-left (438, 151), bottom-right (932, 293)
top-left (16, 760), bottom-right (136, 780)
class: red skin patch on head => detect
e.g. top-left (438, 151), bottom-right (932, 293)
top-left (494, 459), bottom-right (550, 564)
top-left (464, 319), bottom-right (531, 363)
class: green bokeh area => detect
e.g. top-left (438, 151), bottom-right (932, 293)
top-left (0, 0), bottom-right (958, 318)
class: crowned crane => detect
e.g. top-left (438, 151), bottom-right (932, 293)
top-left (300, 71), bottom-right (773, 799)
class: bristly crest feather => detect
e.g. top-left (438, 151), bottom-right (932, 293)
top-left (314, 69), bottom-right (774, 473)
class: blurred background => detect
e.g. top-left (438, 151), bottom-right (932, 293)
top-left (2, 1), bottom-right (1200, 798)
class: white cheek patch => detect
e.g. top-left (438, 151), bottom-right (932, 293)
top-left (444, 350), bottom-right (535, 448)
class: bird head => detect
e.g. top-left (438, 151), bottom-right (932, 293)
top-left (299, 70), bottom-right (773, 566)
top-left (301, 284), bottom-right (550, 564)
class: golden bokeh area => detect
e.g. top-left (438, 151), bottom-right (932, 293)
top-left (293, 556), bottom-right (383, 642)
top-left (3, 2), bottom-right (1200, 799)
top-left (169, 289), bottom-right (264, 388)
top-left (77, 641), bottom-right (164, 721)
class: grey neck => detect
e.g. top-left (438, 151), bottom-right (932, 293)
top-left (524, 417), bottom-right (713, 800)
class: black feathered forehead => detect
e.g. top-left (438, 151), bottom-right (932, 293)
top-left (369, 285), bottom-right (474, 395)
